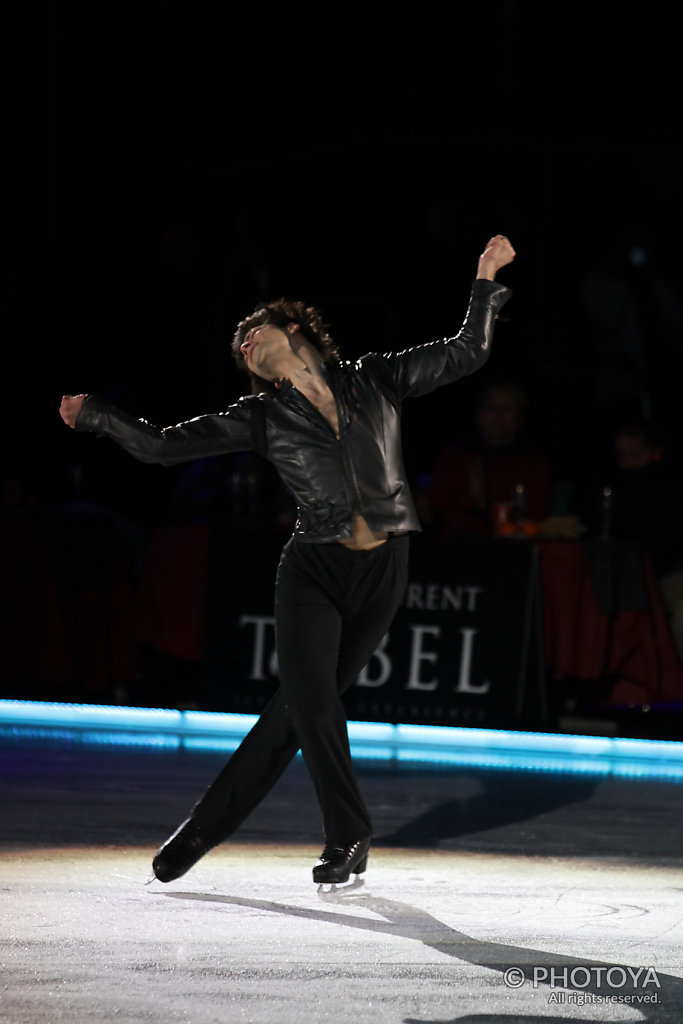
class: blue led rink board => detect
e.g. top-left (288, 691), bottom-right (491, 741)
top-left (2, 699), bottom-right (683, 780)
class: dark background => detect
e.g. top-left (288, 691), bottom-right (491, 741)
top-left (5, 4), bottom-right (682, 509)
top-left (3, 4), bottom-right (683, 713)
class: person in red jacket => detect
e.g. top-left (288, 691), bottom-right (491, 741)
top-left (428, 379), bottom-right (553, 538)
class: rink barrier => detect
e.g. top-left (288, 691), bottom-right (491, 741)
top-left (2, 699), bottom-right (683, 779)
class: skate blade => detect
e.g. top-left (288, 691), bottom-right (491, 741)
top-left (317, 876), bottom-right (365, 896)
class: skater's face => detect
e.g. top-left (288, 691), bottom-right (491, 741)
top-left (239, 323), bottom-right (296, 382)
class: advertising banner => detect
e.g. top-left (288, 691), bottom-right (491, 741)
top-left (202, 531), bottom-right (545, 727)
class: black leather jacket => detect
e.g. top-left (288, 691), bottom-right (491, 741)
top-left (76, 279), bottom-right (511, 542)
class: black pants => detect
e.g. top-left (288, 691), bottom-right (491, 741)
top-left (191, 535), bottom-right (410, 843)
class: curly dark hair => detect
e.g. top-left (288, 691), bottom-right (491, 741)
top-left (231, 298), bottom-right (340, 395)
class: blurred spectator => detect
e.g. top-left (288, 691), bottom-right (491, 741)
top-left (425, 380), bottom-right (558, 538)
top-left (578, 419), bottom-right (683, 659)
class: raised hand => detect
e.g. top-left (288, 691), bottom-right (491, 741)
top-left (477, 235), bottom-right (516, 281)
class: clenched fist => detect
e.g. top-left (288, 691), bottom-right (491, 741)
top-left (477, 235), bottom-right (516, 281)
top-left (60, 394), bottom-right (86, 428)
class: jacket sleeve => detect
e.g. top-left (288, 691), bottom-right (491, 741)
top-left (74, 393), bottom-right (259, 465)
top-left (361, 278), bottom-right (512, 400)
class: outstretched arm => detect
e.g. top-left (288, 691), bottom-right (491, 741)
top-left (364, 235), bottom-right (515, 401)
top-left (59, 393), bottom-right (258, 465)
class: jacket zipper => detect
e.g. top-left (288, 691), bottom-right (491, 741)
top-left (288, 376), bottom-right (365, 521)
top-left (330, 378), bottom-right (366, 520)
